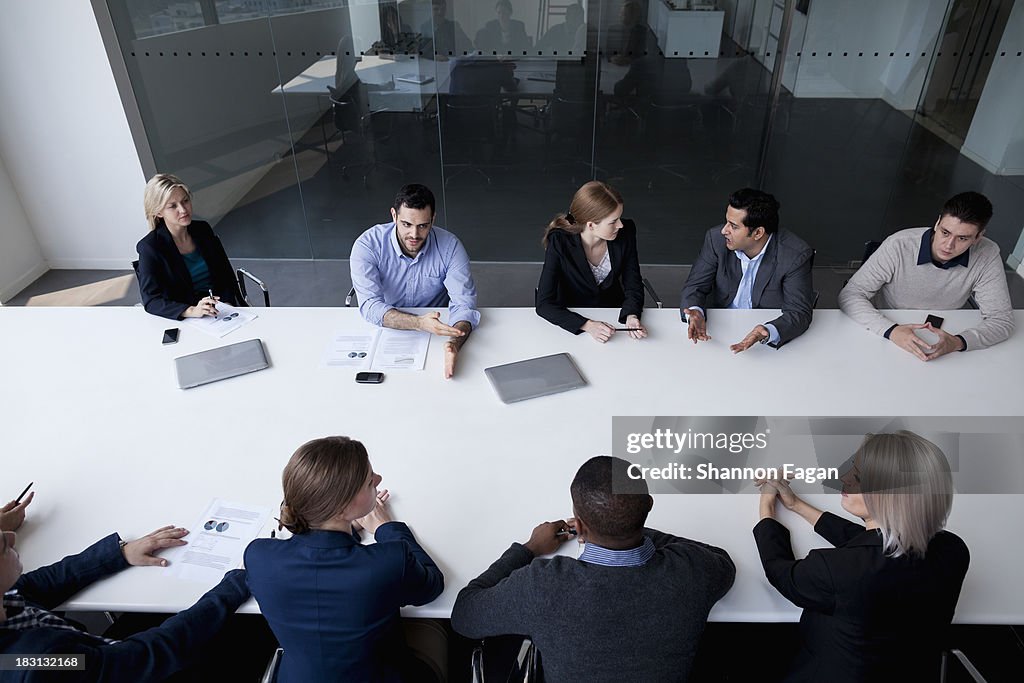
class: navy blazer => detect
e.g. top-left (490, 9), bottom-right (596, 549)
top-left (536, 220), bottom-right (644, 334)
top-left (0, 534), bottom-right (249, 683)
top-left (680, 226), bottom-right (814, 347)
top-left (754, 512), bottom-right (969, 683)
top-left (244, 522), bottom-right (444, 683)
top-left (136, 220), bottom-right (243, 320)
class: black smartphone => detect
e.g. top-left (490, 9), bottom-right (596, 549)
top-left (355, 372), bottom-right (384, 384)
top-left (162, 328), bottom-right (180, 345)
top-left (924, 314), bottom-right (944, 329)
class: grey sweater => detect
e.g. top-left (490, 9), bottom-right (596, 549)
top-left (838, 227), bottom-right (1014, 350)
top-left (451, 529), bottom-right (735, 682)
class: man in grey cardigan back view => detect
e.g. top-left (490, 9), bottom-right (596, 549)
top-left (451, 456), bottom-right (736, 682)
top-left (838, 191), bottom-right (1014, 360)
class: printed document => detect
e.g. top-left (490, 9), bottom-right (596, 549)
top-left (163, 498), bottom-right (272, 584)
top-left (322, 329), bottom-right (379, 368)
top-left (371, 328), bottom-right (429, 370)
top-left (182, 302), bottom-right (257, 338)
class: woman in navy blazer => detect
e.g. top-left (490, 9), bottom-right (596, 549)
top-left (536, 181), bottom-right (648, 342)
top-left (245, 436), bottom-right (445, 683)
top-left (136, 173), bottom-right (243, 320)
top-left (753, 431), bottom-right (969, 683)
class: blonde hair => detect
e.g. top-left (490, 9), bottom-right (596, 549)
top-left (543, 181), bottom-right (623, 247)
top-left (143, 173), bottom-right (192, 231)
top-left (278, 436), bottom-right (372, 535)
top-left (858, 431), bottom-right (954, 559)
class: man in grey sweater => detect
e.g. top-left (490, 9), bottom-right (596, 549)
top-left (839, 191), bottom-right (1013, 360)
top-left (451, 456), bottom-right (735, 682)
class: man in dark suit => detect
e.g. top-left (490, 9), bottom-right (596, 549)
top-left (474, 0), bottom-right (531, 54)
top-left (680, 188), bottom-right (814, 351)
top-left (0, 524), bottom-right (250, 682)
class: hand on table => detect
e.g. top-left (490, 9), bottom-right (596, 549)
top-left (523, 519), bottom-right (577, 556)
top-left (754, 475), bottom-right (798, 510)
top-left (0, 491), bottom-right (34, 532)
top-left (922, 323), bottom-right (964, 360)
top-left (356, 489), bottom-right (393, 534)
top-left (683, 308), bottom-right (710, 344)
top-left (582, 320), bottom-right (615, 343)
top-left (122, 525), bottom-right (189, 567)
top-left (417, 311), bottom-right (465, 338)
top-left (624, 315), bottom-right (648, 340)
top-left (730, 325), bottom-right (770, 353)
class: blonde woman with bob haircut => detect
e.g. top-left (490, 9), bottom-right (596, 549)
top-left (244, 437), bottom-right (445, 683)
top-left (753, 431), bottom-right (969, 683)
top-left (136, 174), bottom-right (244, 320)
top-left (536, 181), bottom-right (647, 342)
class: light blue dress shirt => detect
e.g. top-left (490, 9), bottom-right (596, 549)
top-left (689, 235), bottom-right (779, 345)
top-left (350, 221), bottom-right (481, 328)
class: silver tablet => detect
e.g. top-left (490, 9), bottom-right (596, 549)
top-left (174, 339), bottom-right (269, 389)
top-left (484, 352), bottom-right (587, 404)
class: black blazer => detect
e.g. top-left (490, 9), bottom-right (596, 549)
top-left (680, 226), bottom-right (814, 347)
top-left (753, 512), bottom-right (969, 683)
top-left (536, 220), bottom-right (644, 334)
top-left (136, 220), bottom-right (242, 320)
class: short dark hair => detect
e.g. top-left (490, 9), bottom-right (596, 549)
top-left (393, 184), bottom-right (436, 215)
top-left (728, 188), bottom-right (780, 235)
top-left (570, 456), bottom-right (651, 540)
top-left (941, 191), bottom-right (992, 231)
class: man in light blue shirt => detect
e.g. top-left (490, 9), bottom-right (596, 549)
top-left (680, 188), bottom-right (814, 351)
top-left (350, 184), bottom-right (480, 379)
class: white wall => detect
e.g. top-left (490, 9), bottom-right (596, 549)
top-left (961, 0), bottom-right (1024, 175)
top-left (0, 1), bottom-right (144, 269)
top-left (0, 152), bottom-right (46, 303)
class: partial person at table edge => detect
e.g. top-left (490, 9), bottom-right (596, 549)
top-left (0, 521), bottom-right (250, 682)
top-left (753, 431), bottom-right (969, 682)
top-left (420, 0), bottom-right (472, 61)
top-left (244, 436), bottom-right (445, 683)
top-left (350, 183), bottom-right (480, 379)
top-left (136, 173), bottom-right (244, 320)
top-left (474, 0), bottom-right (532, 55)
top-left (681, 188), bottom-right (814, 352)
top-left (451, 455), bottom-right (735, 681)
top-left (838, 191), bottom-right (1014, 361)
top-left (536, 180), bottom-right (647, 343)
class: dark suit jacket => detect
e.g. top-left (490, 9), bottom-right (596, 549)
top-left (536, 220), bottom-right (644, 334)
top-left (680, 226), bottom-right (814, 346)
top-left (244, 522), bottom-right (444, 683)
top-left (0, 534), bottom-right (249, 683)
top-left (474, 19), bottom-right (531, 53)
top-left (754, 513), bottom-right (969, 683)
top-left (136, 220), bottom-right (242, 320)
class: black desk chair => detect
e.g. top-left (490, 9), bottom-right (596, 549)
top-left (940, 648), bottom-right (988, 682)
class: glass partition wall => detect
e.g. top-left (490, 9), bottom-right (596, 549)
top-left (100, 0), bottom-right (1024, 266)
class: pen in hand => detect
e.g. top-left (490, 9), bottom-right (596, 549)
top-left (208, 289), bottom-right (218, 318)
top-left (16, 482), bottom-right (33, 503)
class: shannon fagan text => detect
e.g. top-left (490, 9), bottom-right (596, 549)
top-left (627, 463), bottom-right (839, 485)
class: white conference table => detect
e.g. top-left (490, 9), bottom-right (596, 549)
top-left (1, 307), bottom-right (1022, 623)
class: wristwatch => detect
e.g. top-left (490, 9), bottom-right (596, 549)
top-left (118, 538), bottom-right (128, 557)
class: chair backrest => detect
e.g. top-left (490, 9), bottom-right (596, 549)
top-left (260, 647), bottom-right (283, 683)
top-left (862, 240), bottom-right (882, 263)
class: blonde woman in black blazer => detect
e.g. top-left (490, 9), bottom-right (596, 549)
top-left (754, 431), bottom-right (969, 683)
top-left (536, 181), bottom-right (647, 342)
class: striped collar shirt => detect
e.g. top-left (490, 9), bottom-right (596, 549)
top-left (578, 536), bottom-right (656, 567)
top-left (2, 591), bottom-right (118, 643)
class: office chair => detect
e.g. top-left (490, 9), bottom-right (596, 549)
top-left (328, 84), bottom-right (403, 187)
top-left (939, 648), bottom-right (988, 682)
top-left (441, 96), bottom-right (502, 187)
top-left (345, 287), bottom-right (357, 307)
top-left (130, 261), bottom-right (271, 307)
top-left (642, 277), bottom-right (662, 308)
top-left (260, 647), bottom-right (283, 683)
top-left (472, 638), bottom-right (540, 683)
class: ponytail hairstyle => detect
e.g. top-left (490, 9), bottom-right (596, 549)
top-left (143, 173), bottom-right (192, 231)
top-left (278, 436), bottom-right (371, 535)
top-left (543, 180), bottom-right (624, 248)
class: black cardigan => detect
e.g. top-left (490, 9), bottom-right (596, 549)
top-left (136, 221), bottom-right (242, 320)
top-left (535, 219), bottom-right (644, 334)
